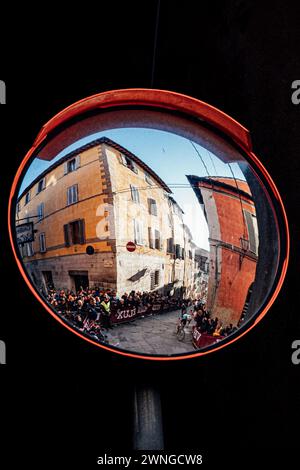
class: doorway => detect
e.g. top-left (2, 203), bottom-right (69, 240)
top-left (42, 270), bottom-right (54, 290)
top-left (69, 271), bottom-right (89, 292)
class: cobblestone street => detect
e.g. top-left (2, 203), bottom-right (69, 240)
top-left (106, 309), bottom-right (196, 355)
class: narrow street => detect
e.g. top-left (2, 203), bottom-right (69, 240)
top-left (106, 309), bottom-right (195, 355)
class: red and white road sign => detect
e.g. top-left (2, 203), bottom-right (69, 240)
top-left (126, 241), bottom-right (136, 252)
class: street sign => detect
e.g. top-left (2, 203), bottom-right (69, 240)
top-left (16, 222), bottom-right (34, 244)
top-left (126, 241), bottom-right (136, 252)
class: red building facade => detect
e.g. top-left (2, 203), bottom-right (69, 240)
top-left (187, 176), bottom-right (258, 326)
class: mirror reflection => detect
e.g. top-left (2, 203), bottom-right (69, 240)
top-left (14, 113), bottom-right (278, 356)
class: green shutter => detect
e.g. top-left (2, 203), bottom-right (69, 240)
top-left (64, 224), bottom-right (70, 246)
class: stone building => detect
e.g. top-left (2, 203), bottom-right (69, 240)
top-left (193, 246), bottom-right (209, 300)
top-left (187, 175), bottom-right (258, 325)
top-left (16, 137), bottom-right (202, 297)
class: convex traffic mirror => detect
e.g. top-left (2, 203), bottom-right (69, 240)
top-left (9, 89), bottom-right (289, 360)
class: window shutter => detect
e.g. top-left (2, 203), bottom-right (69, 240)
top-left (121, 154), bottom-right (127, 166)
top-left (38, 203), bottom-right (44, 220)
top-left (148, 198), bottom-right (157, 215)
top-left (40, 233), bottom-right (46, 252)
top-left (134, 220), bottom-right (143, 245)
top-left (75, 155), bottom-right (81, 169)
top-left (131, 161), bottom-right (138, 174)
top-left (79, 219), bottom-right (85, 244)
top-left (154, 229), bottom-right (160, 249)
top-left (150, 272), bottom-right (155, 290)
top-left (134, 220), bottom-right (138, 244)
top-left (131, 186), bottom-right (140, 203)
top-left (145, 172), bottom-right (152, 185)
top-left (64, 224), bottom-right (70, 247)
top-left (245, 211), bottom-right (256, 253)
top-left (72, 186), bottom-right (76, 203)
top-left (167, 238), bottom-right (174, 253)
top-left (130, 185), bottom-right (135, 201)
top-left (148, 227), bottom-right (154, 248)
top-left (152, 199), bottom-right (157, 216)
top-left (64, 162), bottom-right (68, 175)
top-left (42, 178), bottom-right (46, 190)
top-left (139, 221), bottom-right (143, 244)
top-left (27, 242), bottom-right (34, 257)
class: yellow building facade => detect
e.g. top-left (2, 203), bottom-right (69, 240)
top-left (16, 137), bottom-right (203, 297)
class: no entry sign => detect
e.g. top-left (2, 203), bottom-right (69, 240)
top-left (126, 241), bottom-right (136, 252)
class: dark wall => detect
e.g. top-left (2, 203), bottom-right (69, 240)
top-left (239, 163), bottom-right (279, 321)
top-left (1, 0), bottom-right (299, 465)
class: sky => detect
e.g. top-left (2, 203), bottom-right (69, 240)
top-left (19, 128), bottom-right (245, 250)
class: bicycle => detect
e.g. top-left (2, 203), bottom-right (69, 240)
top-left (176, 321), bottom-right (186, 341)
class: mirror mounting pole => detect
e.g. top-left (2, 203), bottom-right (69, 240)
top-left (133, 384), bottom-right (164, 450)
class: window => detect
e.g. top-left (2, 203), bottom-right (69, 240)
top-left (145, 172), bottom-right (153, 185)
top-left (148, 198), bottom-right (157, 216)
top-left (244, 211), bottom-right (258, 254)
top-left (130, 185), bottom-right (140, 203)
top-left (37, 203), bottom-right (44, 221)
top-left (134, 219), bottom-right (143, 245)
top-left (37, 178), bottom-right (45, 194)
top-left (42, 271), bottom-right (53, 289)
top-left (150, 270), bottom-right (160, 290)
top-left (175, 244), bottom-right (182, 259)
top-left (200, 256), bottom-right (208, 272)
top-left (148, 227), bottom-right (154, 248)
top-left (39, 233), bottom-right (46, 252)
top-left (167, 238), bottom-right (174, 254)
top-left (17, 202), bottom-right (21, 213)
top-left (68, 158), bottom-right (76, 173)
top-left (25, 192), bottom-right (30, 205)
top-left (154, 229), bottom-right (161, 250)
top-left (26, 242), bottom-right (34, 257)
top-left (19, 243), bottom-right (26, 258)
top-left (64, 219), bottom-right (85, 246)
top-left (189, 250), bottom-right (193, 260)
top-left (120, 153), bottom-right (128, 166)
top-left (130, 160), bottom-right (138, 174)
top-left (64, 156), bottom-right (80, 174)
top-left (120, 154), bottom-right (138, 173)
top-left (67, 184), bottom-right (78, 205)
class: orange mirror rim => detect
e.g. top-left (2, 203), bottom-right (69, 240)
top-left (8, 89), bottom-right (290, 361)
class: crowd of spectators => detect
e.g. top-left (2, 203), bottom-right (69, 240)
top-left (193, 302), bottom-right (238, 337)
top-left (45, 285), bottom-right (239, 343)
top-left (46, 286), bottom-right (185, 342)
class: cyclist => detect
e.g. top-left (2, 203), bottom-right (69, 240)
top-left (177, 302), bottom-right (188, 331)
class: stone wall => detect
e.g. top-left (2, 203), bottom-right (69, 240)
top-left (25, 251), bottom-right (117, 293)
